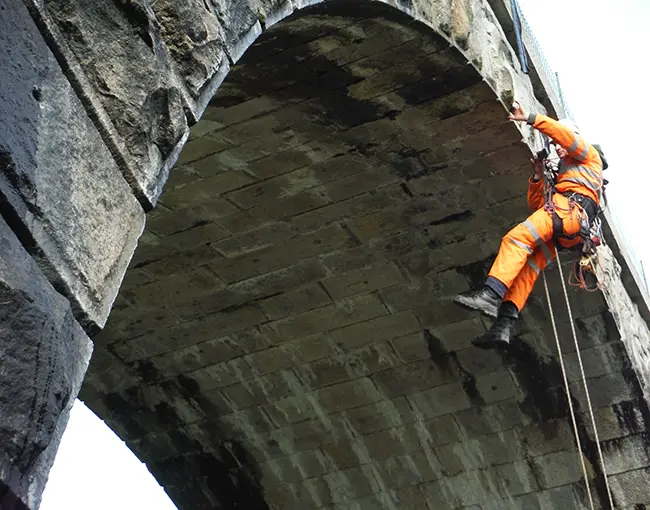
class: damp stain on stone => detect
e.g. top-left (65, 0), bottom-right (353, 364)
top-left (504, 337), bottom-right (618, 509)
top-left (455, 254), bottom-right (495, 289)
top-left (429, 209), bottom-right (473, 227)
top-left (424, 329), bottom-right (485, 405)
top-left (153, 375), bottom-right (269, 509)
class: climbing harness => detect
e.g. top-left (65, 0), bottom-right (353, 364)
top-left (538, 148), bottom-right (615, 508)
top-left (538, 147), bottom-right (605, 291)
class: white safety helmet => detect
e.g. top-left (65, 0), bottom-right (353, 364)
top-left (558, 118), bottom-right (581, 136)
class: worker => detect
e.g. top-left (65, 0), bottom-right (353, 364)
top-left (454, 102), bottom-right (604, 349)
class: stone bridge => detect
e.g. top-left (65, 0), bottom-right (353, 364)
top-left (2, 0), bottom-right (650, 509)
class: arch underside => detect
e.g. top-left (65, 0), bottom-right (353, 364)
top-left (84, 3), bottom-right (626, 509)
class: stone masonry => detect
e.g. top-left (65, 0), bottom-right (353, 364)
top-left (1, 0), bottom-right (650, 509)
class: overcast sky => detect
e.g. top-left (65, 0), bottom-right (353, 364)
top-left (39, 2), bottom-right (649, 509)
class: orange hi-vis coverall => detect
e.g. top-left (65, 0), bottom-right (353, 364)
top-left (485, 114), bottom-right (604, 311)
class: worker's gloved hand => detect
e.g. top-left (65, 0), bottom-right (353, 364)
top-left (530, 157), bottom-right (543, 181)
top-left (508, 101), bottom-right (528, 122)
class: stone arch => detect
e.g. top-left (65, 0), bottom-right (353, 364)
top-left (81, 1), bottom-right (602, 510)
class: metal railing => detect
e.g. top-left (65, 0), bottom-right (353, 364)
top-left (513, 0), bottom-right (572, 119)
top-left (489, 0), bottom-right (572, 119)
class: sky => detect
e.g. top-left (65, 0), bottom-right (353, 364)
top-left (39, 1), bottom-right (650, 509)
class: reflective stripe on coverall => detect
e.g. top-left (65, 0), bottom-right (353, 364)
top-left (486, 115), bottom-right (603, 311)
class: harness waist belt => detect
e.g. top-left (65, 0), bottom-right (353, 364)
top-left (561, 192), bottom-right (599, 221)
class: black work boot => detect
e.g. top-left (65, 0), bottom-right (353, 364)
top-left (472, 301), bottom-right (519, 350)
top-left (454, 286), bottom-right (501, 318)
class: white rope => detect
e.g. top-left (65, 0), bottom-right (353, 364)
top-left (553, 246), bottom-right (615, 508)
top-left (542, 270), bottom-right (595, 510)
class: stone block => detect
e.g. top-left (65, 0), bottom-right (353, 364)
top-left (265, 293), bottom-right (387, 343)
top-left (150, 332), bottom-right (268, 376)
top-left (429, 317), bottom-right (488, 352)
top-left (329, 311), bottom-right (420, 351)
top-left (149, 0), bottom-right (231, 99)
top-left (219, 407), bottom-right (278, 436)
top-left (418, 414), bottom-right (464, 447)
top-left (170, 259), bottom-right (329, 322)
top-left (130, 223), bottom-right (227, 270)
top-left (228, 152), bottom-right (370, 209)
top-left (371, 359), bottom-right (456, 399)
top-left (280, 333), bottom-right (336, 364)
top-left (32, 0), bottom-right (189, 204)
top-left (454, 346), bottom-right (504, 376)
top-left (601, 434), bottom-right (650, 476)
top-left (183, 358), bottom-right (252, 392)
top-left (609, 468), bottom-right (650, 507)
top-left (260, 448), bottom-right (332, 487)
top-left (392, 485), bottom-right (430, 510)
top-left (454, 401), bottom-right (532, 439)
top-left (0, 0), bottom-right (145, 328)
top-left (295, 356), bottom-right (352, 390)
top-left (320, 465), bottom-right (380, 504)
top-left (112, 304), bottom-right (266, 361)
top-left (570, 372), bottom-right (635, 410)
top-left (407, 382), bottom-right (473, 420)
top-left (436, 439), bottom-right (482, 475)
top-left (298, 342), bottom-right (400, 390)
top-left (322, 440), bottom-right (371, 471)
top-left (358, 425), bottom-right (425, 462)
top-left (263, 395), bottom-right (318, 428)
top-left (268, 419), bottom-right (335, 457)
top-left (264, 483), bottom-right (315, 510)
top-left (322, 261), bottom-right (405, 301)
top-left (420, 470), bottom-right (488, 508)
top-left (160, 170), bottom-right (255, 209)
top-left (374, 450), bottom-right (442, 489)
top-left (295, 183), bottom-right (407, 234)
top-left (174, 134), bottom-right (233, 166)
top-left (390, 332), bottom-right (431, 363)
top-left (315, 378), bottom-right (383, 413)
top-left (563, 341), bottom-right (630, 383)
top-left (324, 167), bottom-right (399, 203)
top-left (248, 139), bottom-right (348, 180)
top-left (258, 283), bottom-right (332, 320)
top-left (475, 370), bottom-right (520, 404)
top-left (513, 483), bottom-right (590, 510)
top-left (215, 188), bottom-right (331, 234)
top-left (220, 372), bottom-right (294, 410)
top-left (246, 345), bottom-right (302, 376)
top-left (494, 460), bottom-right (539, 497)
top-left (341, 397), bottom-right (415, 436)
top-left (212, 222), bottom-right (291, 257)
top-left (531, 449), bottom-right (588, 489)
top-left (208, 224), bottom-right (353, 283)
top-left (122, 267), bottom-right (224, 312)
top-left (0, 215), bottom-right (92, 509)
top-left (205, 96), bottom-right (283, 128)
top-left (516, 419), bottom-right (576, 457)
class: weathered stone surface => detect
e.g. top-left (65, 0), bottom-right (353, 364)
top-left (149, 0), bottom-right (228, 97)
top-left (30, 0), bottom-right (189, 204)
top-left (0, 0), bottom-right (144, 328)
top-left (0, 216), bottom-right (92, 510)
top-left (2, 0), bottom-right (645, 509)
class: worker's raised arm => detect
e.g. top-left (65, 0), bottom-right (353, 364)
top-left (526, 114), bottom-right (595, 163)
top-left (508, 102), bottom-right (596, 163)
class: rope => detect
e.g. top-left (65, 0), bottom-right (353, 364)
top-left (553, 246), bottom-right (615, 508)
top-left (542, 270), bottom-right (595, 510)
top-left (568, 255), bottom-right (602, 292)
